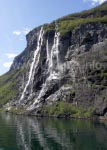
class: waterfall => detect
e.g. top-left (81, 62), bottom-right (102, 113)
top-left (20, 27), bottom-right (44, 102)
top-left (46, 32), bottom-right (60, 79)
top-left (46, 39), bottom-right (50, 64)
top-left (49, 32), bottom-right (60, 79)
top-left (56, 32), bottom-right (60, 70)
top-left (33, 32), bottom-right (60, 105)
top-left (27, 30), bottom-right (60, 109)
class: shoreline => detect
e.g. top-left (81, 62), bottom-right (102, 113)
top-left (3, 111), bottom-right (107, 121)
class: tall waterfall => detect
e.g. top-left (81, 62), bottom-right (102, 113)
top-left (46, 32), bottom-right (60, 78)
top-left (49, 32), bottom-right (60, 79)
top-left (20, 27), bottom-right (44, 102)
top-left (33, 31), bottom-right (60, 105)
top-left (46, 39), bottom-right (50, 64)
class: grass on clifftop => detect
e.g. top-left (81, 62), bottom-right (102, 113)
top-left (58, 16), bottom-right (107, 35)
top-left (57, 2), bottom-right (107, 22)
top-left (44, 2), bottom-right (107, 35)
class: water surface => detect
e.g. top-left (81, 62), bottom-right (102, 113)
top-left (0, 113), bottom-right (107, 150)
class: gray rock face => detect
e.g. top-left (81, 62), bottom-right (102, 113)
top-left (7, 21), bottom-right (107, 117)
top-left (4, 3), bottom-right (107, 117)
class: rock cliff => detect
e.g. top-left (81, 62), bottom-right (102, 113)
top-left (0, 2), bottom-right (107, 118)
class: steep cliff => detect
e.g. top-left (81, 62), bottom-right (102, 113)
top-left (0, 2), bottom-right (107, 118)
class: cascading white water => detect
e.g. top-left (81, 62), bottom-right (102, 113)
top-left (46, 39), bottom-right (50, 64)
top-left (55, 32), bottom-right (60, 70)
top-left (26, 30), bottom-right (60, 109)
top-left (33, 31), bottom-right (60, 104)
top-left (49, 32), bottom-right (60, 79)
top-left (46, 32), bottom-right (60, 79)
top-left (20, 27), bottom-right (44, 102)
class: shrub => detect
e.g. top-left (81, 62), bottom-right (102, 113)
top-left (58, 17), bottom-right (107, 35)
top-left (43, 101), bottom-right (94, 118)
top-left (0, 65), bottom-right (28, 106)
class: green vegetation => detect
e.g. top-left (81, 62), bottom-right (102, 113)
top-left (44, 22), bottom-right (55, 33)
top-left (57, 2), bottom-right (107, 22)
top-left (58, 17), bottom-right (107, 35)
top-left (44, 3), bottom-right (107, 35)
top-left (9, 106), bottom-right (26, 114)
top-left (0, 71), bottom-right (17, 106)
top-left (0, 64), bottom-right (28, 106)
top-left (78, 45), bottom-right (107, 88)
top-left (43, 101), bottom-right (94, 118)
top-left (70, 89), bottom-right (75, 95)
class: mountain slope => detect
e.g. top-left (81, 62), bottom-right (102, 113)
top-left (0, 2), bottom-right (107, 118)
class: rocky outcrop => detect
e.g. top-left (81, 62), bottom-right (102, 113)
top-left (1, 2), bottom-right (107, 118)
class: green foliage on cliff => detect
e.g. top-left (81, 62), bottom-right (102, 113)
top-left (44, 2), bottom-right (107, 35)
top-left (58, 16), bottom-right (107, 35)
top-left (58, 2), bottom-right (107, 22)
top-left (44, 22), bottom-right (55, 33)
top-left (0, 65), bottom-right (28, 106)
top-left (0, 71), bottom-right (17, 105)
top-left (43, 101), bottom-right (94, 118)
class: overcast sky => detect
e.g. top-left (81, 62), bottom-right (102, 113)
top-left (0, 0), bottom-right (106, 75)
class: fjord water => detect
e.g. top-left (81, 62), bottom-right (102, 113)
top-left (0, 114), bottom-right (107, 150)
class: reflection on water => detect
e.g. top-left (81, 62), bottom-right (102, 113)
top-left (0, 113), bottom-right (107, 150)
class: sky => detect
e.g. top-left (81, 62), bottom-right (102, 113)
top-left (0, 0), bottom-right (106, 75)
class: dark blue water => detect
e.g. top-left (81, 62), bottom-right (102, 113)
top-left (0, 113), bottom-right (107, 150)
